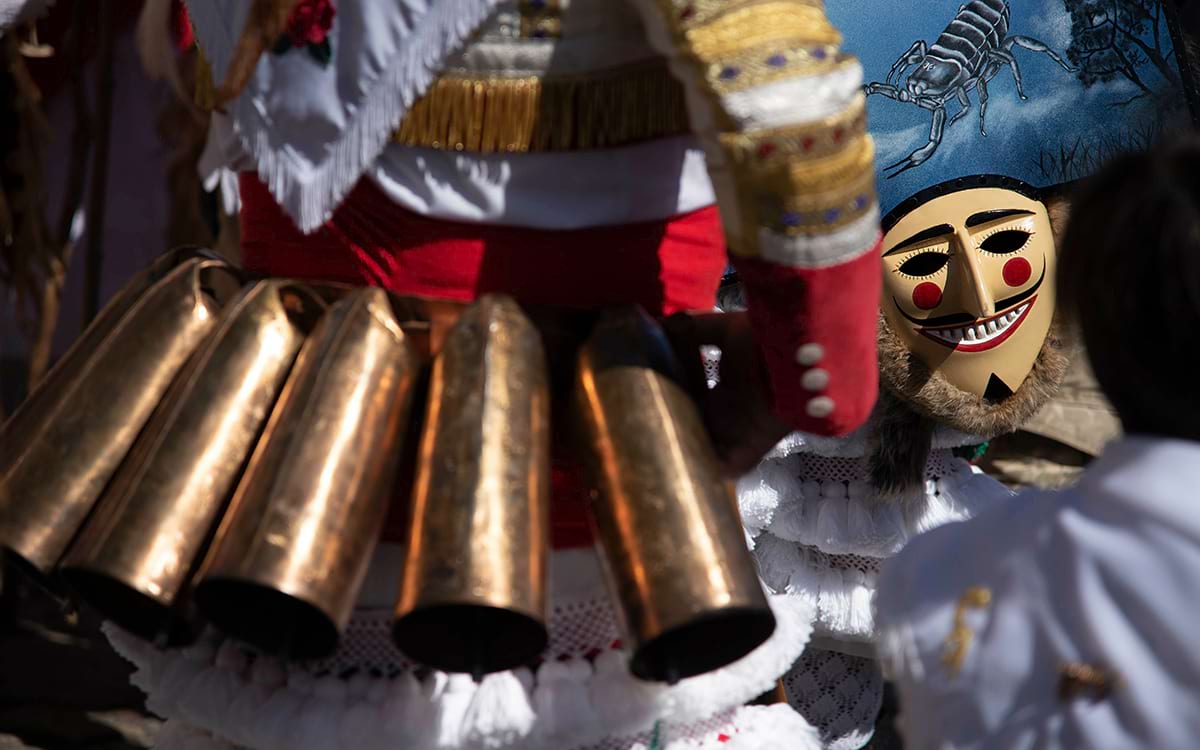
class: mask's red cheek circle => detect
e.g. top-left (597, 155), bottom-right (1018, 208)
top-left (912, 282), bottom-right (943, 310)
top-left (1003, 257), bottom-right (1032, 287)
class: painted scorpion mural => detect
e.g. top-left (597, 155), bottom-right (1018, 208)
top-left (865, 0), bottom-right (1075, 177)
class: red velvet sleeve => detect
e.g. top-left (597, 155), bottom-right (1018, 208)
top-left (732, 242), bottom-right (882, 436)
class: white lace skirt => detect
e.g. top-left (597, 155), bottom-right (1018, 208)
top-left (737, 444), bottom-right (1012, 749)
top-left (742, 449), bottom-right (1013, 643)
top-left (106, 547), bottom-right (821, 750)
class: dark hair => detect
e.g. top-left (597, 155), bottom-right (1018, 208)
top-left (1058, 136), bottom-right (1200, 439)
top-left (881, 174), bottom-right (1043, 233)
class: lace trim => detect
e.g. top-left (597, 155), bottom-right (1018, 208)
top-left (765, 423), bottom-right (986, 460)
top-left (307, 596), bottom-right (622, 677)
top-left (104, 594), bottom-right (813, 750)
top-left (783, 647), bottom-right (882, 750)
top-left (738, 450), bottom-right (1012, 557)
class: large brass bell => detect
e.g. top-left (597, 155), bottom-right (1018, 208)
top-left (194, 288), bottom-right (420, 659)
top-left (0, 257), bottom-right (240, 576)
top-left (574, 306), bottom-right (774, 683)
top-left (59, 281), bottom-right (325, 644)
top-left (0, 248), bottom-right (224, 455)
top-left (393, 294), bottom-right (551, 676)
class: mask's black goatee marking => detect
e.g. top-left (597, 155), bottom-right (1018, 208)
top-left (983, 374), bottom-right (1014, 403)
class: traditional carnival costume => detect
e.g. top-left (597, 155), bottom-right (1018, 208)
top-left (1, 1), bottom-right (886, 748)
top-left (867, 6), bottom-right (1197, 746)
top-left (736, 174), bottom-right (1069, 750)
top-left (720, 0), bottom-right (1192, 743)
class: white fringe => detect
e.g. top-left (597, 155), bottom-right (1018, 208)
top-left (461, 671), bottom-right (536, 748)
top-left (103, 594), bottom-right (813, 750)
top-left (735, 458), bottom-right (793, 535)
top-left (192, 0), bottom-right (502, 234)
top-left (757, 457), bottom-right (1011, 558)
top-left (753, 535), bottom-right (879, 641)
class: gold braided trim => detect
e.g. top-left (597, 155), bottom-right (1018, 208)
top-left (724, 135), bottom-right (875, 248)
top-left (393, 64), bottom-right (690, 153)
top-left (720, 94), bottom-right (867, 167)
top-left (741, 134), bottom-right (875, 194)
top-left (725, 189), bottom-right (875, 255)
top-left (942, 586), bottom-right (992, 676)
top-left (756, 169), bottom-right (875, 235)
top-left (705, 50), bottom-right (854, 95)
top-left (661, 0), bottom-right (825, 33)
top-left (685, 3), bottom-right (841, 60)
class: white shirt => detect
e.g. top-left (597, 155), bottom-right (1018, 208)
top-left (876, 436), bottom-right (1200, 750)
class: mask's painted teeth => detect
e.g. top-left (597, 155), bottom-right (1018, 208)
top-left (921, 303), bottom-right (1030, 346)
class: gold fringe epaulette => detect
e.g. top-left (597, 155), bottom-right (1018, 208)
top-left (192, 43), bottom-right (690, 153)
top-left (393, 63), bottom-right (690, 153)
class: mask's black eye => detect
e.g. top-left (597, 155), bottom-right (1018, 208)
top-left (899, 252), bottom-right (949, 277)
top-left (980, 230), bottom-right (1030, 254)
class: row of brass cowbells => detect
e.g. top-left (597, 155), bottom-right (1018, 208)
top-left (0, 250), bottom-right (773, 682)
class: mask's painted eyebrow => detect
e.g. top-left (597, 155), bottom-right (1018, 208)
top-left (883, 223), bottom-right (954, 256)
top-left (965, 208), bottom-right (1034, 228)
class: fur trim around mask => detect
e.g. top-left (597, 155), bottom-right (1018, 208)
top-left (868, 315), bottom-right (1070, 493)
top-left (876, 314), bottom-right (1070, 437)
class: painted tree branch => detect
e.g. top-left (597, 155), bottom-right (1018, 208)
top-left (1113, 19), bottom-right (1182, 86)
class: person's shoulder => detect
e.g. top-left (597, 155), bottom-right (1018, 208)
top-left (873, 487), bottom-right (1079, 745)
top-left (874, 482), bottom-right (1070, 700)
top-left (878, 483), bottom-right (1060, 618)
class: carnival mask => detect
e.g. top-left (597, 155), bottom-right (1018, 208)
top-left (880, 186), bottom-right (1056, 400)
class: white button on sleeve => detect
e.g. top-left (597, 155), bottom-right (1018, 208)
top-left (801, 368), bottom-right (830, 391)
top-left (806, 396), bottom-right (835, 418)
top-left (795, 343), bottom-right (824, 366)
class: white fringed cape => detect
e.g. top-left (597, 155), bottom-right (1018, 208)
top-left (183, 0), bottom-right (502, 233)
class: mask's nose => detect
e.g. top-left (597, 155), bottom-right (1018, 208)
top-left (954, 229), bottom-right (995, 319)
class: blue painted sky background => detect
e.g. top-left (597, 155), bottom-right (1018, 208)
top-left (827, 0), bottom-right (1186, 213)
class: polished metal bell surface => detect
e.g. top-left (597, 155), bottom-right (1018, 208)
top-left (574, 306), bottom-right (774, 683)
top-left (393, 294), bottom-right (551, 676)
top-left (0, 258), bottom-right (240, 576)
top-left (195, 287), bottom-right (420, 659)
top-left (59, 281), bottom-right (324, 644)
top-left (0, 248), bottom-right (225, 455)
